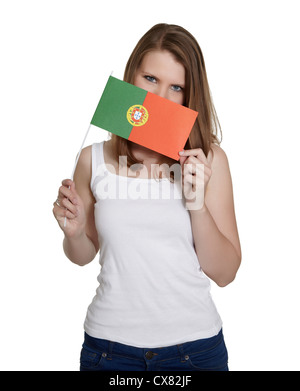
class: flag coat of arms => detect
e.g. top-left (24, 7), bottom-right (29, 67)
top-left (91, 76), bottom-right (198, 160)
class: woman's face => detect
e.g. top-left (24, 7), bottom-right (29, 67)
top-left (134, 50), bottom-right (185, 105)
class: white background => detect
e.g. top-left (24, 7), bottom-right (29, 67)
top-left (1, 0), bottom-right (299, 371)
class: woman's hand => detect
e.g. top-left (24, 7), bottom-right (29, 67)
top-left (52, 179), bottom-right (87, 238)
top-left (179, 148), bottom-right (213, 211)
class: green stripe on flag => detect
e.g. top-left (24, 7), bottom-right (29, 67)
top-left (91, 76), bottom-right (147, 139)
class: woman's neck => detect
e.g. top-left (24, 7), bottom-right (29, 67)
top-left (130, 142), bottom-right (161, 163)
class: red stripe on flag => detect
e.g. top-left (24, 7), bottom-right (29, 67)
top-left (128, 92), bottom-right (197, 160)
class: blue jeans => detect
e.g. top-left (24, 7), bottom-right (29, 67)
top-left (80, 329), bottom-right (228, 371)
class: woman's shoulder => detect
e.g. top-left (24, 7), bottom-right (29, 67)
top-left (73, 145), bottom-right (93, 182)
top-left (78, 145), bottom-right (93, 167)
top-left (77, 141), bottom-right (113, 173)
top-left (209, 143), bottom-right (229, 168)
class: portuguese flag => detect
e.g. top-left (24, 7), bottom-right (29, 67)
top-left (91, 76), bottom-right (198, 160)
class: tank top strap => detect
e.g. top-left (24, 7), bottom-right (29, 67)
top-left (90, 142), bottom-right (106, 193)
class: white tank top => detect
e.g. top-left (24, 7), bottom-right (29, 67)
top-left (84, 141), bottom-right (222, 348)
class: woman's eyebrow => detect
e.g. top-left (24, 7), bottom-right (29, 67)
top-left (141, 71), bottom-right (159, 79)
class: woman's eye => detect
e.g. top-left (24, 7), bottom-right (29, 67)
top-left (171, 85), bottom-right (183, 92)
top-left (144, 75), bottom-right (156, 83)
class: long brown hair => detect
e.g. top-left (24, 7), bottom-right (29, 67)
top-left (110, 23), bottom-right (222, 178)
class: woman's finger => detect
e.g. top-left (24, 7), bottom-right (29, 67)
top-left (183, 161), bottom-right (206, 176)
top-left (58, 185), bottom-right (78, 205)
top-left (61, 197), bottom-right (78, 216)
top-left (62, 178), bottom-right (74, 188)
top-left (52, 202), bottom-right (65, 219)
top-left (183, 173), bottom-right (195, 185)
top-left (179, 148), bottom-right (209, 166)
top-left (52, 202), bottom-right (76, 221)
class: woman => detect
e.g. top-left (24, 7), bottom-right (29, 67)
top-left (53, 23), bottom-right (241, 371)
